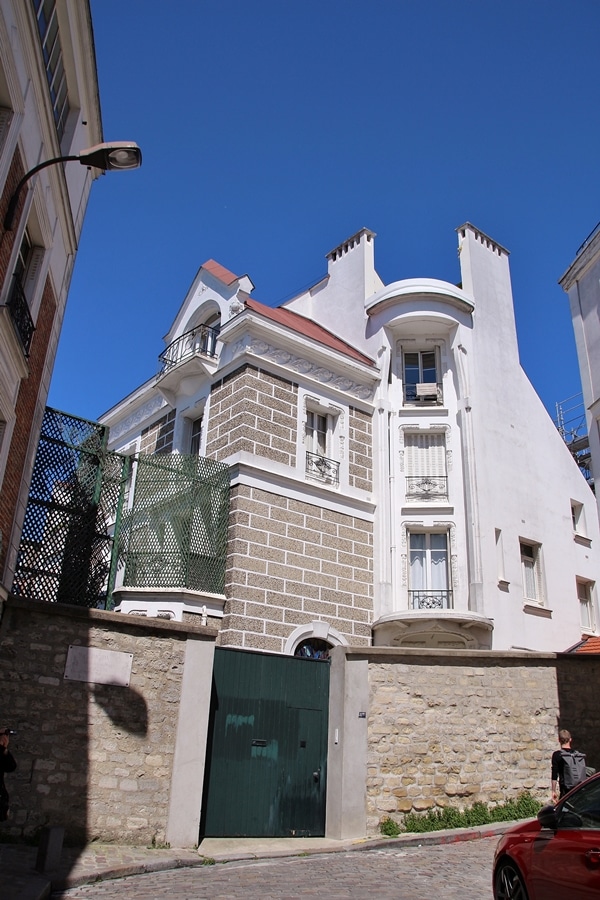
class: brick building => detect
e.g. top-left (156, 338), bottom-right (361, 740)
top-left (100, 225), bottom-right (600, 653)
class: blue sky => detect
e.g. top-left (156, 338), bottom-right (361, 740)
top-left (48, 0), bottom-right (600, 427)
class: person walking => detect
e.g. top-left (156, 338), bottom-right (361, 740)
top-left (551, 729), bottom-right (587, 802)
top-left (0, 726), bottom-right (17, 822)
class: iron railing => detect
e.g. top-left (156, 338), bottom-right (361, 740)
top-left (305, 451), bottom-right (339, 485)
top-left (6, 277), bottom-right (35, 355)
top-left (403, 382), bottom-right (443, 405)
top-left (405, 475), bottom-right (448, 501)
top-left (409, 589), bottom-right (452, 610)
top-left (158, 324), bottom-right (219, 374)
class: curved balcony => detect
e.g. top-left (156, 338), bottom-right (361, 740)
top-left (372, 608), bottom-right (494, 650)
top-left (156, 324), bottom-right (220, 397)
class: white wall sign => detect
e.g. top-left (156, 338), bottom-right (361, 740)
top-left (64, 646), bottom-right (133, 687)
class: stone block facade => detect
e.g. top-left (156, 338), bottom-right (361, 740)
top-left (140, 409), bottom-right (176, 455)
top-left (0, 597), bottom-right (216, 845)
top-left (359, 650), bottom-right (600, 833)
top-left (348, 407), bottom-right (372, 491)
top-left (220, 484), bottom-right (373, 652)
top-left (207, 365), bottom-right (298, 465)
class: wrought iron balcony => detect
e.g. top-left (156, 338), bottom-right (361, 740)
top-left (405, 475), bottom-right (448, 501)
top-left (409, 589), bottom-right (452, 610)
top-left (158, 324), bottom-right (219, 374)
top-left (305, 451), bottom-right (339, 486)
top-left (403, 382), bottom-right (443, 405)
top-left (6, 277), bottom-right (35, 355)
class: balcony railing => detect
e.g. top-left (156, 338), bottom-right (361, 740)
top-left (409, 589), bottom-right (452, 610)
top-left (158, 324), bottom-right (219, 374)
top-left (6, 277), bottom-right (35, 355)
top-left (305, 451), bottom-right (339, 486)
top-left (405, 475), bottom-right (448, 501)
top-left (403, 382), bottom-right (443, 405)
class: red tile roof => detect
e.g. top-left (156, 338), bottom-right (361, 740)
top-left (243, 296), bottom-right (375, 367)
top-left (573, 636), bottom-right (600, 653)
top-left (201, 259), bottom-right (240, 286)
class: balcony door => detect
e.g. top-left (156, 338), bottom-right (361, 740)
top-left (409, 532), bottom-right (450, 609)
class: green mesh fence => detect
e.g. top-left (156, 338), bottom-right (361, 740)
top-left (119, 453), bottom-right (230, 594)
top-left (13, 407), bottom-right (127, 608)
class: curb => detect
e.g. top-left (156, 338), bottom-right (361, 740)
top-left (50, 821), bottom-right (516, 890)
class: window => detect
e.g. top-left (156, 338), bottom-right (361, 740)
top-left (578, 580), bottom-right (595, 632)
top-left (571, 501), bottom-right (586, 535)
top-left (305, 408), bottom-right (339, 485)
top-left (404, 432), bottom-right (447, 500)
top-left (403, 350), bottom-right (441, 404)
top-left (32, 0), bottom-right (70, 141)
top-left (408, 532), bottom-right (451, 609)
top-left (520, 541), bottom-right (543, 603)
top-left (7, 229), bottom-right (36, 354)
top-left (190, 417), bottom-right (203, 455)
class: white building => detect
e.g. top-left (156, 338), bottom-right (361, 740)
top-left (0, 0), bottom-right (103, 597)
top-left (560, 223), bottom-right (600, 525)
top-left (100, 224), bottom-right (600, 652)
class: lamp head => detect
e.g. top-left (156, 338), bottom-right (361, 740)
top-left (78, 142), bottom-right (142, 171)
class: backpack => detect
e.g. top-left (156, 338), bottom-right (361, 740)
top-left (561, 749), bottom-right (587, 791)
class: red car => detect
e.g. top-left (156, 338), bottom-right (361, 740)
top-left (493, 772), bottom-right (600, 899)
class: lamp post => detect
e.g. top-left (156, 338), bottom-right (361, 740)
top-left (3, 141), bottom-right (142, 231)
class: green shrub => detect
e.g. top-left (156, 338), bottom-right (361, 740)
top-left (379, 791), bottom-right (543, 836)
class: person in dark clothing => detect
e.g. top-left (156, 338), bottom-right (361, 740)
top-left (0, 726), bottom-right (17, 822)
top-left (551, 728), bottom-right (581, 801)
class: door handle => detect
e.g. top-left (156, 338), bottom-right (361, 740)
top-left (313, 769), bottom-right (320, 783)
top-left (585, 849), bottom-right (600, 866)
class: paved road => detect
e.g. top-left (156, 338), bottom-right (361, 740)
top-left (52, 836), bottom-right (497, 899)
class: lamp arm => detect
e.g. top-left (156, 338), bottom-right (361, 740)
top-left (3, 154), bottom-right (79, 231)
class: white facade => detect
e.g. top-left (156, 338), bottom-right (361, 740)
top-left (560, 225), bottom-right (600, 521)
top-left (0, 0), bottom-right (103, 594)
top-left (101, 225), bottom-right (600, 652)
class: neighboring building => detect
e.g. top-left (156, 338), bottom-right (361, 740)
top-left (560, 222), bottom-right (600, 518)
top-left (100, 224), bottom-right (600, 653)
top-left (0, 0), bottom-right (104, 597)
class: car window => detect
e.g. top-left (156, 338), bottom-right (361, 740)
top-left (560, 777), bottom-right (600, 830)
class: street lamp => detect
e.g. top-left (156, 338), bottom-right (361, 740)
top-left (3, 141), bottom-right (142, 231)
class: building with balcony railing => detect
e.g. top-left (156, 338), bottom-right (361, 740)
top-left (98, 224), bottom-right (600, 654)
top-left (0, 1), bottom-right (104, 598)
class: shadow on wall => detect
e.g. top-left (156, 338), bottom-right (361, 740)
top-left (555, 653), bottom-right (600, 772)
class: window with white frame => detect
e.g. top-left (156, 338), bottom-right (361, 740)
top-left (520, 540), bottom-right (543, 604)
top-left (571, 501), bottom-right (586, 536)
top-left (403, 349), bottom-right (441, 405)
top-left (404, 432), bottom-right (447, 501)
top-left (408, 531), bottom-right (451, 610)
top-left (578, 580), bottom-right (595, 631)
top-left (32, 0), bottom-right (71, 142)
top-left (305, 407), bottom-right (339, 485)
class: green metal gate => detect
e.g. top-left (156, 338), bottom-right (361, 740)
top-left (201, 647), bottom-right (330, 838)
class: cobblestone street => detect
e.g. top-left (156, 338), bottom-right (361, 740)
top-left (52, 836), bottom-right (497, 899)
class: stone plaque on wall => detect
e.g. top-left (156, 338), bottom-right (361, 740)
top-left (64, 646), bottom-right (133, 687)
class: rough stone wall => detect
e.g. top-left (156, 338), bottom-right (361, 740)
top-left (220, 484), bottom-right (373, 651)
top-left (364, 651), bottom-right (600, 834)
top-left (0, 597), bottom-right (213, 845)
top-left (206, 365), bottom-right (298, 465)
top-left (348, 407), bottom-right (372, 491)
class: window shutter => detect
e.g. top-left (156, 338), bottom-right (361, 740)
top-left (23, 246), bottom-right (46, 304)
top-left (405, 433), bottom-right (446, 476)
top-left (0, 108), bottom-right (13, 156)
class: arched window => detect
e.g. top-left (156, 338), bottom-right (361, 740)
top-left (294, 638), bottom-right (332, 660)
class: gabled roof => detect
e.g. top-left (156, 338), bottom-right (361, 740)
top-left (200, 259), bottom-right (240, 286)
top-left (243, 296), bottom-right (375, 367)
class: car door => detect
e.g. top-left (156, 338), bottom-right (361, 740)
top-left (529, 776), bottom-right (600, 900)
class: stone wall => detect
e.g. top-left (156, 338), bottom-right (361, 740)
top-left (348, 407), bottom-right (372, 491)
top-left (140, 409), bottom-right (176, 454)
top-left (0, 597), bottom-right (216, 845)
top-left (326, 646), bottom-right (600, 839)
top-left (220, 484), bottom-right (373, 651)
top-left (206, 365), bottom-right (298, 464)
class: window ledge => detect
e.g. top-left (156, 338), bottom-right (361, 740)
top-left (523, 601), bottom-right (552, 619)
top-left (574, 533), bottom-right (592, 548)
top-left (399, 406), bottom-right (449, 417)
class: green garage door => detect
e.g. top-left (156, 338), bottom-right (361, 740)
top-left (201, 647), bottom-right (330, 837)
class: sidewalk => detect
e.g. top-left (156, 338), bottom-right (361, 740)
top-left (1, 823), bottom-right (512, 900)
